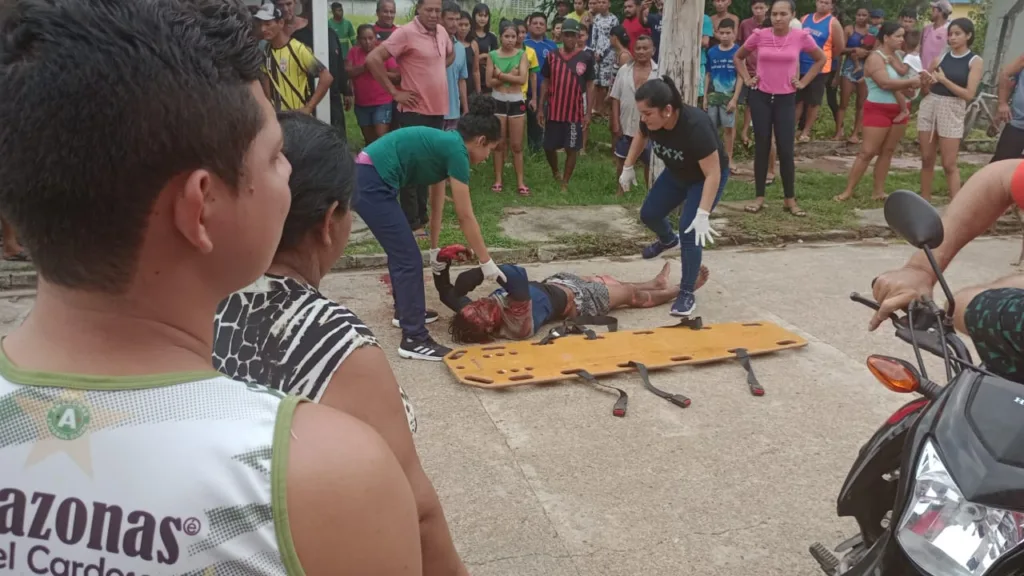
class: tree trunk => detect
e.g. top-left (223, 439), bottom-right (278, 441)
top-left (649, 0), bottom-right (704, 182)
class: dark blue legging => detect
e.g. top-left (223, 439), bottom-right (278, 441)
top-left (353, 163), bottom-right (429, 341)
top-left (640, 166), bottom-right (728, 292)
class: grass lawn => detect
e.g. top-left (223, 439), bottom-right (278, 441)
top-left (330, 21), bottom-right (983, 254)
top-left (341, 111), bottom-right (980, 255)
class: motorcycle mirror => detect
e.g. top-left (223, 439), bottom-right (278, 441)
top-left (866, 355), bottom-right (921, 394)
top-left (883, 191), bottom-right (944, 249)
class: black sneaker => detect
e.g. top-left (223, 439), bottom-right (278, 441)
top-left (398, 336), bottom-right (452, 362)
top-left (392, 309), bottom-right (440, 328)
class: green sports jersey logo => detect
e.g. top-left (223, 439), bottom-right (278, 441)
top-left (46, 401), bottom-right (91, 441)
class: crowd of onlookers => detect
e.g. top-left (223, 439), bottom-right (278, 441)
top-left (253, 0), bottom-right (1014, 220)
top-left (4, 3), bottom-right (1024, 574)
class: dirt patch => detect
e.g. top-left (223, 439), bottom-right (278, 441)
top-left (730, 152), bottom-right (991, 181)
top-left (500, 205), bottom-right (643, 243)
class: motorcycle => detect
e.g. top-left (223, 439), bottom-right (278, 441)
top-left (809, 190), bottom-right (1024, 576)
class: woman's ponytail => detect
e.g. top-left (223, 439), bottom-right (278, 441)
top-left (635, 75), bottom-right (684, 111)
top-left (661, 76), bottom-right (684, 110)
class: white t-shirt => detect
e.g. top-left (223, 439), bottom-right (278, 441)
top-left (903, 52), bottom-right (923, 99)
top-left (903, 52), bottom-right (924, 73)
top-left (610, 61), bottom-right (661, 138)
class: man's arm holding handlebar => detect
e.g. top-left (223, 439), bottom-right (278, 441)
top-left (870, 160), bottom-right (1023, 330)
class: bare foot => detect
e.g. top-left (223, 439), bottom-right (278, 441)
top-left (847, 136), bottom-right (860, 145)
top-left (870, 193), bottom-right (888, 201)
top-left (832, 132), bottom-right (846, 141)
top-left (561, 183), bottom-right (569, 193)
top-left (833, 192), bottom-right (853, 202)
top-left (695, 265), bottom-right (710, 291)
top-left (653, 262), bottom-right (671, 290)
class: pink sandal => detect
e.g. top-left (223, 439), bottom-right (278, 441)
top-left (517, 186), bottom-right (531, 196)
top-left (491, 183), bottom-right (503, 193)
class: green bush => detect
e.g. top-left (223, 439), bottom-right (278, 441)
top-left (968, 0), bottom-right (990, 59)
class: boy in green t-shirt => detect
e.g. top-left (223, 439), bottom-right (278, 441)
top-left (328, 2), bottom-right (356, 58)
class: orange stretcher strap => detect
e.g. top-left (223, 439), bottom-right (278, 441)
top-left (444, 321), bottom-right (807, 388)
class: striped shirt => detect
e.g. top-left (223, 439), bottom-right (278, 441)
top-left (542, 48), bottom-right (595, 123)
top-left (214, 274), bottom-right (417, 432)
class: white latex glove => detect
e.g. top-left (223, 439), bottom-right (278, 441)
top-left (480, 259), bottom-right (507, 282)
top-left (429, 248), bottom-right (445, 275)
top-left (618, 164), bottom-right (637, 191)
top-left (683, 208), bottom-right (720, 247)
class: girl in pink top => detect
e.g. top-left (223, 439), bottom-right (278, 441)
top-left (346, 24), bottom-right (400, 145)
top-left (733, 0), bottom-right (824, 217)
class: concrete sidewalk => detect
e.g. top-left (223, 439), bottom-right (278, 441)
top-left (315, 238), bottom-right (1018, 576)
top-left (0, 238), bottom-right (1016, 574)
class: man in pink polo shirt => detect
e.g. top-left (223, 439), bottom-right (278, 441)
top-left (920, 0), bottom-right (951, 78)
top-left (367, 0), bottom-right (455, 234)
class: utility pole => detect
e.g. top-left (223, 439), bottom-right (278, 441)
top-left (311, 0), bottom-right (331, 123)
top-left (649, 0), bottom-right (704, 181)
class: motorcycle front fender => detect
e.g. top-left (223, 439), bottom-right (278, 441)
top-left (836, 397), bottom-right (929, 542)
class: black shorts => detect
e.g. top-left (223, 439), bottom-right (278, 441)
top-left (543, 120), bottom-right (584, 151)
top-left (494, 99), bottom-right (527, 118)
top-left (992, 123), bottom-right (1024, 162)
top-left (797, 74), bottom-right (827, 107)
top-left (965, 287), bottom-right (1024, 383)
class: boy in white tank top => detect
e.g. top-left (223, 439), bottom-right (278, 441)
top-left (0, 1), bottom-right (422, 574)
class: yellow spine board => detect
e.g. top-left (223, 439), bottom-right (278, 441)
top-left (444, 321), bottom-right (807, 388)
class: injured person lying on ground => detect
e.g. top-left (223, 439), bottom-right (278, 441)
top-left (433, 245), bottom-right (709, 343)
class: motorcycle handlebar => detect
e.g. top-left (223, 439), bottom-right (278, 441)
top-left (850, 292), bottom-right (899, 323)
top-left (849, 292), bottom-right (973, 367)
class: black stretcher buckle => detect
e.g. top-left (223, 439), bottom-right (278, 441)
top-left (569, 369), bottom-right (628, 417)
top-left (733, 348), bottom-right (765, 397)
top-left (627, 360), bottom-right (691, 409)
top-left (668, 316), bottom-right (704, 330)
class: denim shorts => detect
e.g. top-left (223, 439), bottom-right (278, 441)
top-left (354, 103), bottom-right (393, 127)
top-left (613, 135), bottom-right (651, 163)
top-left (707, 105), bottom-right (736, 130)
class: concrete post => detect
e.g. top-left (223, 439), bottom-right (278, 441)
top-left (649, 0), bottom-right (704, 181)
top-left (312, 0), bottom-right (331, 123)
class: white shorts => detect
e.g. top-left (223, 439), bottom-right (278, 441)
top-left (917, 93), bottom-right (966, 139)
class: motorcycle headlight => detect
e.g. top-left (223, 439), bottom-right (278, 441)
top-left (896, 439), bottom-right (1024, 576)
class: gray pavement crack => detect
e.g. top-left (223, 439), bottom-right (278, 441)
top-left (691, 520), bottom-right (771, 537)
top-left (470, 390), bottom-right (584, 576)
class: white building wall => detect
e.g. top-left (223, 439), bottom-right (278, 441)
top-left (982, 0), bottom-right (1024, 82)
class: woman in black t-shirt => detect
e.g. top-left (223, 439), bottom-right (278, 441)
top-left (471, 3), bottom-right (498, 93)
top-left (619, 76), bottom-right (729, 319)
top-left (458, 10), bottom-right (480, 96)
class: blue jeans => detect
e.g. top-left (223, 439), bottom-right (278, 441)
top-left (640, 166), bottom-right (728, 292)
top-left (353, 163), bottom-right (428, 341)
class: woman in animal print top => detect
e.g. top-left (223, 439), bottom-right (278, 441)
top-left (212, 112), bottom-right (468, 576)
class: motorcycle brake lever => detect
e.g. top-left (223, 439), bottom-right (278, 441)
top-left (849, 292), bottom-right (900, 324)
